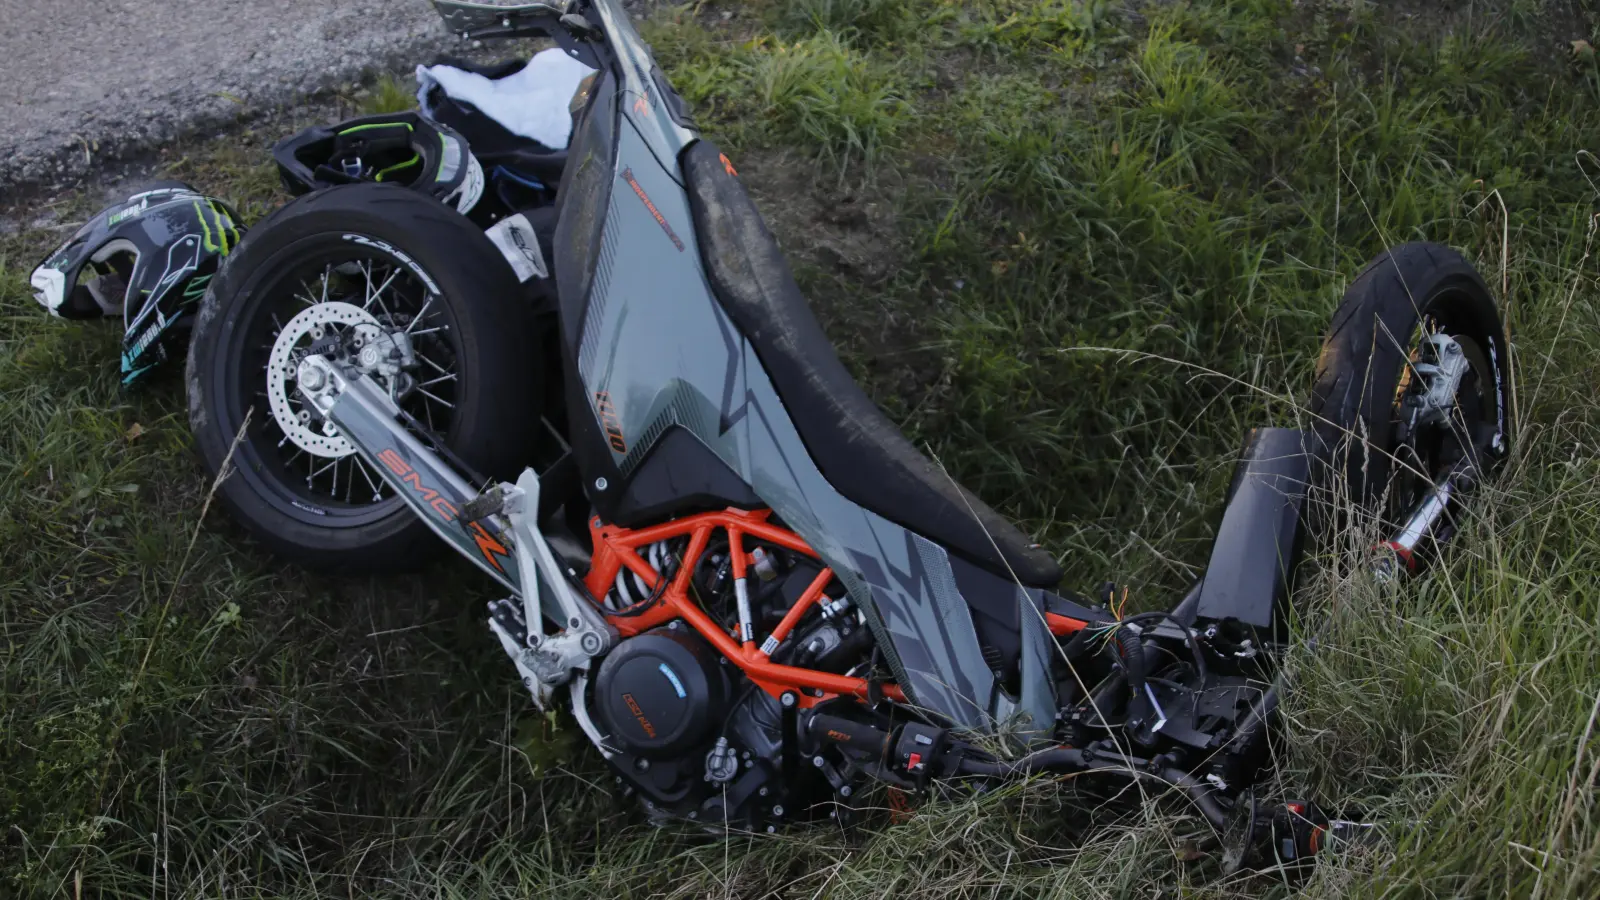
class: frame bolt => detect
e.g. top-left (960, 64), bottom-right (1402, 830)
top-left (780, 692), bottom-right (797, 708)
top-left (594, 477), bottom-right (609, 491)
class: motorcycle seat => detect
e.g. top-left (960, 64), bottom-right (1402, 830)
top-left (681, 141), bottom-right (1062, 589)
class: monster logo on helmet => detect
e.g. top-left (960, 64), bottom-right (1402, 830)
top-left (29, 182), bottom-right (245, 385)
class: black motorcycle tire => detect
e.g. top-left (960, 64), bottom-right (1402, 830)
top-left (186, 183), bottom-right (541, 572)
top-left (1307, 241), bottom-right (1510, 522)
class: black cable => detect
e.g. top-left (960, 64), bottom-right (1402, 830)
top-left (1103, 611), bottom-right (1210, 689)
top-left (956, 750), bottom-right (1227, 829)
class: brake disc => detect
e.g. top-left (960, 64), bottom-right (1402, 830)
top-left (266, 301), bottom-right (383, 459)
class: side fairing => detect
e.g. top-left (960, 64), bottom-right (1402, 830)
top-left (567, 87), bottom-right (1052, 734)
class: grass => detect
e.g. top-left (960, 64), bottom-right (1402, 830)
top-left (3, 0), bottom-right (1600, 895)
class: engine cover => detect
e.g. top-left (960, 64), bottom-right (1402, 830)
top-left (592, 625), bottom-right (730, 759)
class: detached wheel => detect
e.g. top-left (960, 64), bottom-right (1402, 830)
top-left (1308, 241), bottom-right (1510, 526)
top-left (186, 183), bottom-right (540, 572)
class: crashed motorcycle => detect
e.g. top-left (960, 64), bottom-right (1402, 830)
top-left (184, 0), bottom-right (1511, 868)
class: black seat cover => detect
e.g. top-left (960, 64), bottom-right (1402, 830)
top-left (681, 141), bottom-right (1062, 589)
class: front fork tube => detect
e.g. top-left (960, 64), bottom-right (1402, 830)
top-left (1372, 459), bottom-right (1476, 580)
top-left (299, 356), bottom-right (616, 704)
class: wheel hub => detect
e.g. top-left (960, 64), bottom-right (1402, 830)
top-left (266, 301), bottom-right (386, 459)
top-left (1404, 332), bottom-right (1471, 429)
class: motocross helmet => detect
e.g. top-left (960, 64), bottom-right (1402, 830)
top-left (272, 112), bottom-right (485, 214)
top-left (30, 182), bottom-right (244, 385)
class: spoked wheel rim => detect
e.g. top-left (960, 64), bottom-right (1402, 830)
top-left (221, 236), bottom-right (462, 528)
top-left (1380, 299), bottom-right (1503, 524)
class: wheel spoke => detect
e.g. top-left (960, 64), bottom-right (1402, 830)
top-left (308, 458), bottom-right (337, 486)
top-left (252, 253), bottom-right (448, 513)
top-left (405, 296), bottom-right (436, 334)
top-left (416, 388), bottom-right (455, 409)
top-left (416, 352), bottom-right (451, 376)
top-left (363, 262), bottom-right (400, 320)
top-left (355, 456), bottom-right (384, 502)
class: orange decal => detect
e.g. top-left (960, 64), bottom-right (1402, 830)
top-left (623, 692), bottom-right (657, 738)
top-left (620, 167), bottom-right (685, 252)
top-left (720, 153), bottom-right (737, 177)
top-left (378, 448), bottom-right (463, 523)
top-left (633, 94), bottom-right (651, 116)
top-left (378, 448), bottom-right (409, 477)
top-left (378, 447), bottom-right (508, 574)
top-left (469, 521), bottom-right (509, 574)
top-left (594, 391), bottom-right (628, 454)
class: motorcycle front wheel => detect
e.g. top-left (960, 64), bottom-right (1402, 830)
top-left (186, 183), bottom-right (542, 572)
top-left (1308, 241), bottom-right (1511, 527)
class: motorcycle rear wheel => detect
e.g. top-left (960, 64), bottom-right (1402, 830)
top-left (186, 183), bottom-right (541, 572)
top-left (1308, 241), bottom-right (1510, 526)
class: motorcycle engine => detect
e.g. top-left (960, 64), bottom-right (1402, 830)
top-left (587, 623), bottom-right (796, 826)
top-left (592, 625), bottom-right (731, 759)
top-left (583, 547), bottom-right (872, 828)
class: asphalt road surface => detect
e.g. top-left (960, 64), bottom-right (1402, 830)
top-left (0, 0), bottom-right (458, 190)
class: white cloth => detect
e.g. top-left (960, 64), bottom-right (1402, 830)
top-left (416, 48), bottom-right (595, 151)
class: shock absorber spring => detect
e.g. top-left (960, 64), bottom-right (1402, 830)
top-left (606, 539), bottom-right (676, 611)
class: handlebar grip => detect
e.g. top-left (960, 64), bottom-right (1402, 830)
top-left (806, 713), bottom-right (892, 760)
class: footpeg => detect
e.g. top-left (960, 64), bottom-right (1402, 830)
top-left (488, 596), bottom-right (611, 709)
top-left (460, 484), bottom-right (510, 524)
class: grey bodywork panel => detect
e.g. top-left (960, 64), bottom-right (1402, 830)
top-left (558, 17), bottom-right (1058, 734)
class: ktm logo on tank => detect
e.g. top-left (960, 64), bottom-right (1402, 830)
top-left (594, 392), bottom-right (628, 454)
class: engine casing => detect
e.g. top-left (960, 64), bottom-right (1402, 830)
top-left (592, 625), bottom-right (731, 759)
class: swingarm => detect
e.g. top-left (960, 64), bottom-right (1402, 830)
top-left (296, 355), bottom-right (615, 705)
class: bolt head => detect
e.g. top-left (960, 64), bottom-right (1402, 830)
top-left (758, 786), bottom-right (768, 797)
top-left (772, 805), bottom-right (784, 817)
top-left (594, 477), bottom-right (609, 491)
top-left (839, 786), bottom-right (852, 798)
top-left (780, 692), bottom-right (797, 708)
top-left (812, 756), bottom-right (825, 768)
